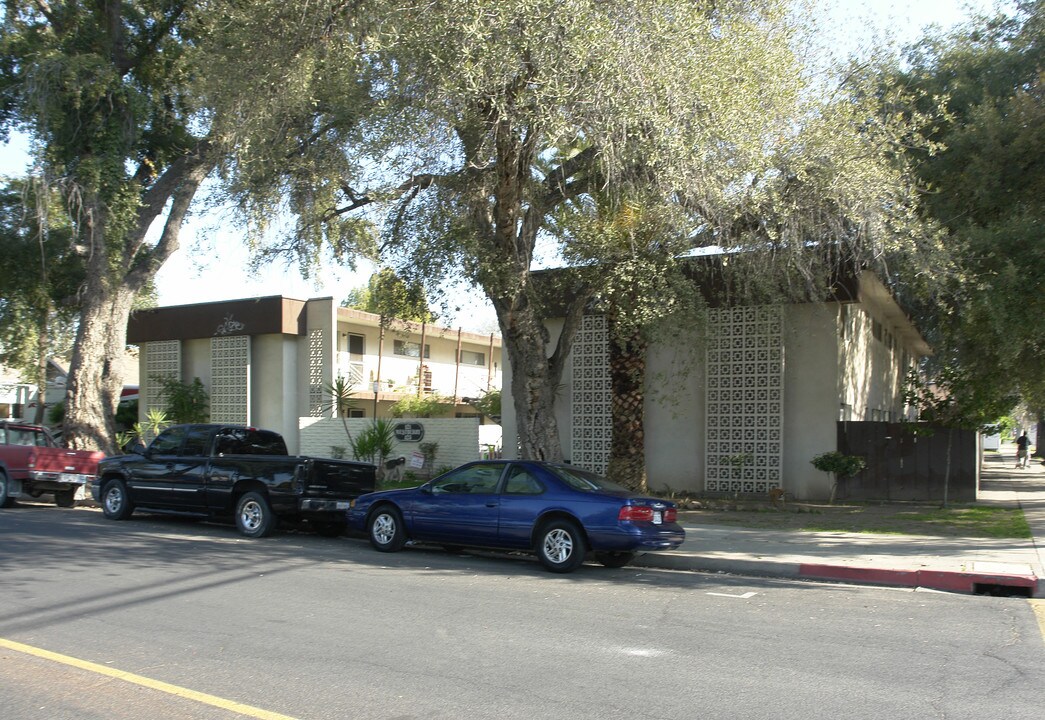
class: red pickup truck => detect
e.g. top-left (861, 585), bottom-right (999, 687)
top-left (0, 421), bottom-right (103, 508)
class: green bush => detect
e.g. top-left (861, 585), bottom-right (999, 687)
top-left (350, 418), bottom-right (397, 467)
top-left (811, 452), bottom-right (866, 478)
top-left (391, 394), bottom-right (452, 418)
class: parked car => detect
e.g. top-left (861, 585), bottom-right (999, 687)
top-left (92, 424), bottom-right (376, 537)
top-left (347, 460), bottom-right (685, 572)
top-left (0, 421), bottom-right (103, 508)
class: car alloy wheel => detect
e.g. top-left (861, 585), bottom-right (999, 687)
top-left (368, 505), bottom-right (406, 552)
top-left (536, 519), bottom-right (587, 573)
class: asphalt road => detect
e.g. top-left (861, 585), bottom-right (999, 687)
top-left (2, 503), bottom-right (1043, 720)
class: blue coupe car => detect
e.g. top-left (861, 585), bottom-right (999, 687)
top-left (347, 460), bottom-right (685, 572)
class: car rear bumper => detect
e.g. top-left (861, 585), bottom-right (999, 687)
top-left (590, 523), bottom-right (686, 552)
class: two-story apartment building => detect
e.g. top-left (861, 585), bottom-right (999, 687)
top-left (127, 296), bottom-right (501, 453)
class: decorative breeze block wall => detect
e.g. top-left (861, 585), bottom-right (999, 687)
top-left (308, 328), bottom-right (325, 417)
top-left (570, 314), bottom-right (611, 474)
top-left (210, 335), bottom-right (250, 424)
top-left (705, 306), bottom-right (784, 493)
top-left (143, 340), bottom-right (181, 414)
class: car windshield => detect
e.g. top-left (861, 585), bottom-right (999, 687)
top-left (552, 465), bottom-right (629, 493)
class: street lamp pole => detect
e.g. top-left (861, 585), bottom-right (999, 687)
top-left (372, 380), bottom-right (380, 419)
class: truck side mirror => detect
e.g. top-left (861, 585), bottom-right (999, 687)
top-left (123, 440), bottom-right (148, 456)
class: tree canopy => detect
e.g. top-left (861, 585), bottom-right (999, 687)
top-left (889, 0), bottom-right (1044, 423)
top-left (209, 0), bottom-right (937, 461)
top-left (1, 0), bottom-right (215, 449)
top-left (342, 268), bottom-right (435, 324)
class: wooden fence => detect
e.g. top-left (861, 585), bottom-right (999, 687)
top-left (835, 422), bottom-right (979, 502)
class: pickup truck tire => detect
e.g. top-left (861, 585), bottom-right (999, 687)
top-left (54, 488), bottom-right (76, 508)
top-left (101, 479), bottom-right (135, 520)
top-left (0, 471), bottom-right (13, 508)
top-left (235, 491), bottom-right (278, 538)
top-left (368, 505), bottom-right (406, 552)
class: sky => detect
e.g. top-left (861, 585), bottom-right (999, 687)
top-left (0, 0), bottom-right (1002, 333)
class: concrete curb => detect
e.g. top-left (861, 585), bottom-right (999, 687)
top-left (631, 552), bottom-right (1041, 597)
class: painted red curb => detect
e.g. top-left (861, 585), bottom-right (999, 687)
top-left (798, 563), bottom-right (1038, 594)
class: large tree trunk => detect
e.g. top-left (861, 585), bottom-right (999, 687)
top-left (64, 286), bottom-right (136, 453)
top-left (607, 319), bottom-right (647, 491)
top-left (62, 147), bottom-right (213, 453)
top-left (500, 309), bottom-right (563, 461)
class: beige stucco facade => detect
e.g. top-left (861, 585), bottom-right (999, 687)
top-left (502, 271), bottom-right (929, 500)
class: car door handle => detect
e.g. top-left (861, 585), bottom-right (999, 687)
top-left (486, 502), bottom-right (498, 508)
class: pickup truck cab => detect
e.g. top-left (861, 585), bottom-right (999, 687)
top-left (92, 424), bottom-right (375, 537)
top-left (0, 421), bottom-right (103, 508)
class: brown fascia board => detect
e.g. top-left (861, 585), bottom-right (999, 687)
top-left (127, 296), bottom-right (308, 343)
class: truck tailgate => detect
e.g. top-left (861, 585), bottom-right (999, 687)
top-left (303, 459), bottom-right (376, 499)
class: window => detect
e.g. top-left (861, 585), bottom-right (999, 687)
top-left (430, 463), bottom-right (505, 494)
top-left (504, 466), bottom-right (544, 495)
top-left (394, 340), bottom-right (430, 358)
top-left (458, 349), bottom-right (486, 366)
top-left (182, 426), bottom-right (214, 457)
top-left (214, 428), bottom-right (288, 456)
top-left (150, 427), bottom-right (188, 455)
top-left (346, 333), bottom-right (364, 357)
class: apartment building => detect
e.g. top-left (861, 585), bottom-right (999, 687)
top-left (127, 296), bottom-right (501, 453)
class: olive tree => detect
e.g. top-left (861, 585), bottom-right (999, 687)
top-left (1, 1), bottom-right (216, 451)
top-left (208, 1), bottom-right (938, 465)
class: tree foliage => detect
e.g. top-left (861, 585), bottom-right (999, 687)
top-left (341, 268), bottom-right (434, 324)
top-left (1, 0), bottom-right (216, 451)
top-left (0, 177), bottom-right (81, 422)
top-left (889, 1), bottom-right (1045, 421)
top-left (206, 0), bottom-right (937, 462)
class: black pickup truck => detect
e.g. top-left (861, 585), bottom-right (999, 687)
top-left (92, 424), bottom-right (375, 538)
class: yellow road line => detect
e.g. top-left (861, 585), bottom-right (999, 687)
top-left (0, 637), bottom-right (299, 720)
top-left (1032, 599), bottom-right (1045, 644)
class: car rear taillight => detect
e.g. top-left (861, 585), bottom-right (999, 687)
top-left (618, 505), bottom-right (655, 522)
top-left (664, 507), bottom-right (677, 523)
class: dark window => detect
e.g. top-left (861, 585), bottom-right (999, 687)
top-left (214, 428), bottom-right (288, 456)
top-left (430, 463), bottom-right (505, 494)
top-left (348, 333), bottom-right (365, 355)
top-left (182, 427), bottom-right (214, 457)
top-left (551, 465), bottom-right (629, 493)
top-left (150, 427), bottom-right (187, 455)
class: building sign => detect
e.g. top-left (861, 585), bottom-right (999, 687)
top-left (394, 422), bottom-right (425, 442)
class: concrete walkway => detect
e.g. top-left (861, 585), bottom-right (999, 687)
top-left (635, 444), bottom-right (1045, 597)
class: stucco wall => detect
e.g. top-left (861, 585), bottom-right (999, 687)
top-left (781, 304), bottom-right (842, 498)
top-left (839, 304), bottom-right (909, 422)
top-left (298, 417), bottom-right (486, 470)
top-left (251, 334), bottom-right (300, 453)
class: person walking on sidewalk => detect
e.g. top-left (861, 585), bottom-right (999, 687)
top-left (1015, 431), bottom-right (1030, 469)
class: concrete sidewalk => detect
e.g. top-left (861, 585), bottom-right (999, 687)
top-left (634, 445), bottom-right (1045, 597)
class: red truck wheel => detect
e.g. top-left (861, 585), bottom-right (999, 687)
top-left (0, 471), bottom-right (13, 508)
